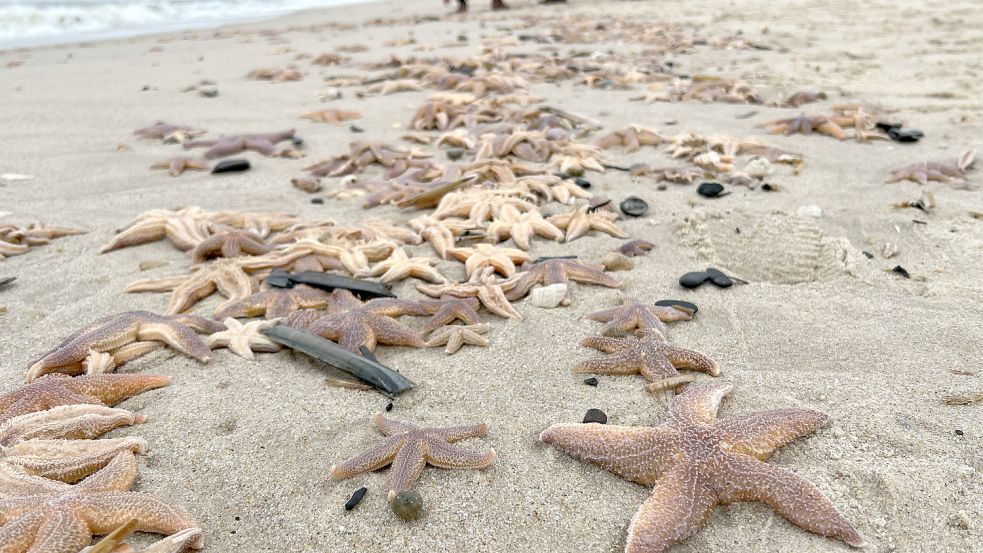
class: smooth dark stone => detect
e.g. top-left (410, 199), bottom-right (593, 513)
top-left (888, 128), bottom-right (923, 143)
top-left (679, 271), bottom-right (710, 289)
top-left (619, 196), bottom-right (648, 217)
top-left (574, 177), bottom-right (591, 189)
top-left (446, 149), bottom-right (465, 161)
top-left (391, 490), bottom-right (424, 521)
top-left (655, 299), bottom-right (698, 315)
top-left (876, 121), bottom-right (902, 133)
top-left (863, 251), bottom-right (874, 259)
top-left (290, 136), bottom-right (304, 146)
top-left (583, 377), bottom-right (599, 387)
top-left (955, 429), bottom-right (964, 436)
top-left (583, 408), bottom-right (607, 424)
top-left (349, 125), bottom-right (364, 133)
top-left (761, 183), bottom-right (775, 191)
top-left (697, 181), bottom-right (727, 198)
top-left (891, 265), bottom-right (911, 278)
top-left (270, 269), bottom-right (394, 298)
top-left (345, 487), bottom-right (367, 511)
top-left (531, 255), bottom-right (577, 264)
top-left (0, 276), bottom-right (15, 289)
top-left (211, 159), bottom-right (250, 174)
top-left (385, 402), bottom-right (394, 412)
top-left (705, 268), bottom-right (733, 288)
top-left (311, 198), bottom-right (324, 205)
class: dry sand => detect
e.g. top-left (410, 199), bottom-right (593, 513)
top-left (0, 0), bottom-right (981, 551)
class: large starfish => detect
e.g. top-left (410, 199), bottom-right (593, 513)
top-left (586, 297), bottom-right (692, 337)
top-left (574, 331), bottom-right (720, 385)
top-left (213, 284), bottom-right (331, 320)
top-left (540, 382), bottom-right (864, 552)
top-left (503, 258), bottom-right (621, 304)
top-left (766, 114), bottom-right (845, 140)
top-left (447, 243), bottom-right (532, 278)
top-left (330, 414), bottom-right (496, 499)
top-left (284, 290), bottom-right (425, 351)
top-left (886, 150), bottom-right (975, 185)
top-left (2, 437), bottom-right (147, 486)
top-left (418, 296), bottom-right (481, 334)
top-left (485, 206), bottom-right (563, 250)
top-left (425, 324), bottom-right (491, 354)
top-left (183, 129), bottom-right (295, 159)
top-left (206, 318), bottom-right (281, 360)
top-left (360, 248), bottom-right (447, 284)
top-left (28, 312), bottom-right (221, 381)
top-left (417, 267), bottom-right (520, 319)
top-left (0, 373), bottom-right (170, 425)
top-left (126, 259), bottom-right (257, 314)
top-left (100, 207), bottom-right (212, 253)
top-left (548, 205), bottom-right (629, 242)
top-left (188, 226), bottom-right (271, 263)
top-left (0, 404), bottom-right (145, 445)
top-left (598, 125), bottom-right (668, 153)
top-left (0, 452), bottom-right (203, 553)
top-left (240, 238), bottom-right (395, 275)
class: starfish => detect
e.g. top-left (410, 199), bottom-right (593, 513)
top-left (330, 414), bottom-right (496, 499)
top-left (766, 114), bottom-right (845, 140)
top-left (82, 526), bottom-right (203, 553)
top-left (485, 206), bottom-right (563, 250)
top-left (28, 312), bottom-right (221, 381)
top-left (503, 258), bottom-right (621, 304)
top-left (418, 296), bottom-right (481, 334)
top-left (432, 190), bottom-right (538, 226)
top-left (548, 205), bottom-right (629, 241)
top-left (367, 79), bottom-right (424, 95)
top-left (2, 436), bottom-right (147, 486)
top-left (417, 267), bottom-right (520, 319)
top-left (284, 290), bottom-right (425, 352)
top-left (540, 382), bottom-right (864, 552)
top-left (447, 243), bottom-right (532, 278)
top-left (360, 248), bottom-right (447, 284)
top-left (241, 238), bottom-right (395, 275)
top-left (206, 318), bottom-right (281, 360)
top-left (574, 330), bottom-right (720, 385)
top-left (0, 404), bottom-right (146, 445)
top-left (311, 52), bottom-right (348, 65)
top-left (0, 373), bottom-right (170, 425)
top-left (409, 216), bottom-right (475, 259)
top-left (213, 284), bottom-right (331, 319)
top-left (886, 150), bottom-right (975, 185)
top-left (425, 323), bottom-right (491, 354)
top-left (150, 157), bottom-right (209, 177)
top-left (586, 298), bottom-right (692, 337)
top-left (182, 129), bottom-right (295, 159)
top-left (0, 451), bottom-right (203, 553)
top-left (126, 259), bottom-right (257, 314)
top-left (100, 207), bottom-right (212, 253)
top-left (616, 240), bottom-right (655, 257)
top-left (188, 226), bottom-right (271, 263)
top-left (133, 123), bottom-right (205, 141)
top-left (598, 125), bottom-right (668, 153)
top-left (301, 109), bottom-right (362, 124)
top-left (247, 67), bottom-right (302, 81)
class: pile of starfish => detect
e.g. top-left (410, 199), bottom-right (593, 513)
top-left (0, 222), bottom-right (88, 260)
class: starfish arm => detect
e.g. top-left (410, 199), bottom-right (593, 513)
top-left (598, 312), bottom-right (644, 336)
top-left (663, 344), bottom-right (720, 376)
top-left (639, 354), bottom-right (678, 382)
top-left (330, 437), bottom-right (403, 479)
top-left (585, 307), bottom-right (620, 323)
top-left (125, 276), bottom-right (187, 293)
top-left (373, 414), bottom-right (415, 437)
top-left (168, 314), bottom-right (225, 335)
top-left (476, 286), bottom-right (521, 319)
top-left (625, 465), bottom-right (717, 553)
top-left (502, 270), bottom-right (541, 301)
top-left (162, 279), bottom-right (216, 314)
top-left (0, 511), bottom-right (47, 549)
top-left (69, 374), bottom-right (171, 407)
top-left (426, 421), bottom-right (488, 442)
top-left (424, 439), bottom-right (496, 470)
top-left (388, 439), bottom-right (426, 495)
top-left (135, 527), bottom-right (204, 553)
top-left (580, 335), bottom-right (628, 353)
top-left (712, 453), bottom-right (864, 548)
top-left (366, 316), bottom-right (424, 348)
top-left (0, 464), bottom-right (70, 498)
top-left (212, 269), bottom-right (256, 313)
top-left (668, 382), bottom-right (733, 425)
top-left (540, 424), bottom-right (679, 486)
top-left (717, 408), bottom-right (829, 461)
top-left (101, 223), bottom-right (166, 253)
top-left (78, 491), bottom-right (200, 543)
top-left (189, 234), bottom-right (224, 263)
top-left (136, 321), bottom-right (211, 362)
top-left (573, 350), bottom-right (642, 376)
top-left (26, 511), bottom-right (92, 553)
top-left (566, 264), bottom-right (620, 288)
top-left (5, 437), bottom-right (147, 483)
top-left (105, 341), bottom-right (162, 370)
top-left (28, 322), bottom-right (141, 380)
top-left (1, 405), bottom-right (145, 445)
top-left (77, 451), bottom-right (139, 492)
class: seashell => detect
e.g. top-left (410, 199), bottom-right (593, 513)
top-left (528, 283), bottom-right (567, 308)
top-left (602, 252), bottom-right (633, 272)
top-left (882, 242), bottom-right (899, 259)
top-left (292, 176), bottom-right (322, 193)
top-left (743, 156), bottom-right (772, 178)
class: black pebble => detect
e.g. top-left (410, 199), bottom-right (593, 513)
top-left (706, 268), bottom-right (733, 288)
top-left (349, 125), bottom-right (364, 133)
top-left (761, 183), bottom-right (774, 191)
top-left (888, 128), bottom-right (923, 143)
top-left (574, 177), bottom-right (591, 189)
top-left (212, 159), bottom-right (250, 174)
top-left (891, 265), bottom-right (911, 278)
top-left (290, 136), bottom-right (304, 146)
top-left (583, 408), bottom-right (607, 424)
top-left (619, 196), bottom-right (648, 217)
top-left (955, 429), bottom-right (964, 436)
top-left (697, 181), bottom-right (727, 198)
top-left (876, 121), bottom-right (902, 133)
top-left (446, 148), bottom-right (464, 161)
top-left (345, 487), bottom-right (367, 511)
top-left (583, 377), bottom-right (599, 387)
top-left (0, 276), bottom-right (15, 289)
top-left (862, 251), bottom-right (874, 259)
top-left (655, 299), bottom-right (698, 314)
top-left (679, 271), bottom-right (709, 289)
top-left (385, 402), bottom-right (394, 412)
top-left (311, 198), bottom-right (324, 205)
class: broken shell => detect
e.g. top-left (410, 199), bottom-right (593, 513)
top-left (882, 242), bottom-right (899, 259)
top-left (528, 283), bottom-right (567, 308)
top-left (602, 252), bottom-right (633, 272)
top-left (743, 156), bottom-right (772, 178)
top-left (292, 176), bottom-right (322, 193)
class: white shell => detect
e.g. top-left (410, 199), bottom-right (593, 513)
top-left (796, 204), bottom-right (822, 218)
top-left (1, 173), bottom-right (34, 181)
top-left (528, 283), bottom-right (567, 308)
top-left (744, 156), bottom-right (772, 178)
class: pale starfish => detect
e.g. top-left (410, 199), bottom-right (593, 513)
top-left (425, 324), bottom-right (491, 354)
top-left (213, 284), bottom-right (331, 320)
top-left (485, 206), bottom-right (563, 250)
top-left (189, 226), bottom-right (271, 263)
top-left (766, 114), bottom-right (845, 140)
top-left (586, 298), bottom-right (692, 337)
top-left (0, 373), bottom-right (169, 425)
top-left (574, 330), bottom-right (720, 385)
top-left (134, 123), bottom-right (205, 141)
top-left (82, 526), bottom-right (203, 553)
top-left (598, 125), bottom-right (668, 153)
top-left (447, 243), bottom-right (532, 278)
top-left (0, 404), bottom-right (145, 445)
top-left (284, 290), bottom-right (425, 352)
top-left (100, 207), bottom-right (212, 253)
top-left (126, 259), bottom-right (257, 314)
top-left (548, 205), bottom-right (629, 241)
top-left (540, 382), bottom-right (864, 552)
top-left (409, 216), bottom-right (475, 259)
top-left (360, 248), bottom-right (447, 284)
top-left (28, 312), bottom-right (221, 381)
top-left (432, 189), bottom-right (539, 226)
top-left (150, 157), bottom-right (209, 177)
top-left (330, 414), bottom-right (496, 499)
top-left (503, 258), bottom-right (621, 304)
top-left (301, 109), bottom-right (362, 124)
top-left (366, 79), bottom-right (424, 95)
top-left (418, 267), bottom-right (520, 319)
top-left (206, 318), bottom-right (281, 360)
top-left (247, 67), bottom-right (302, 81)
top-left (510, 175), bottom-right (592, 205)
top-left (418, 296), bottom-right (481, 334)
top-left (241, 238), bottom-right (395, 275)
top-left (2, 437), bottom-right (146, 487)
top-left (0, 451), bottom-right (203, 553)
top-left (886, 150), bottom-right (975, 185)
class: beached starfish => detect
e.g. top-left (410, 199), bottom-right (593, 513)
top-left (206, 318), bottom-right (281, 360)
top-left (330, 414), bottom-right (496, 499)
top-left (126, 259), bottom-right (257, 314)
top-left (598, 125), bottom-right (668, 153)
top-left (886, 150), bottom-right (975, 185)
top-left (183, 129), bottom-right (295, 159)
top-left (100, 207), bottom-right (212, 253)
top-left (766, 114), bottom-right (845, 140)
top-left (247, 67), bottom-right (302, 81)
top-left (2, 436), bottom-right (146, 486)
top-left (0, 404), bottom-right (145, 445)
top-left (0, 451), bottom-right (203, 553)
top-left (213, 284), bottom-right (331, 320)
top-left (409, 216), bottom-right (474, 259)
top-left (367, 79), bottom-right (424, 95)
top-left (301, 109), bottom-right (362, 124)
top-left (0, 373), bottom-right (170, 425)
top-left (616, 240), bottom-right (655, 257)
top-left (485, 206), bottom-right (564, 250)
top-left (448, 243), bottom-right (532, 278)
top-left (189, 226), bottom-right (271, 263)
top-left (133, 123), bottom-right (205, 142)
top-left (540, 382), bottom-right (864, 552)
top-left (548, 205), bottom-right (629, 241)
top-left (28, 312), bottom-right (220, 381)
top-left (503, 258), bottom-right (621, 304)
top-left (586, 298), bottom-right (692, 337)
top-left (150, 157), bottom-right (209, 177)
top-left (82, 526), bottom-right (203, 553)
top-left (284, 290), bottom-right (425, 352)
top-left (425, 324), bottom-right (491, 354)
top-left (432, 190), bottom-right (538, 226)
top-left (417, 267), bottom-right (520, 319)
top-left (574, 330), bottom-right (720, 386)
top-left (360, 248), bottom-right (447, 284)
top-left (418, 296), bottom-right (481, 334)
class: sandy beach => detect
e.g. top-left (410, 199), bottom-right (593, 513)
top-left (0, 0), bottom-right (980, 551)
